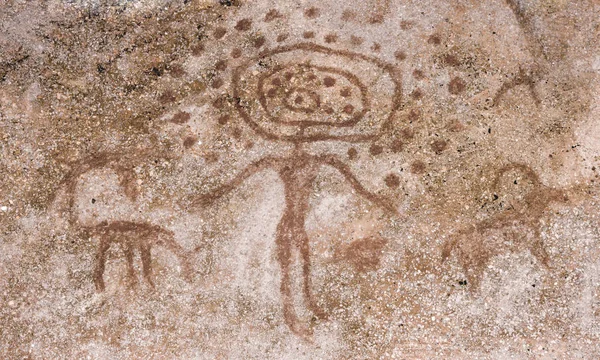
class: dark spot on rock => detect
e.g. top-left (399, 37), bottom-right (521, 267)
top-left (295, 96), bottom-right (304, 104)
top-left (448, 120), bottom-right (465, 132)
top-left (267, 88), bottom-right (277, 98)
top-left (276, 34), bottom-right (288, 42)
top-left (214, 60), bottom-right (227, 72)
top-left (442, 54), bottom-right (460, 67)
top-left (183, 136), bottom-right (197, 149)
top-left (231, 48), bottom-right (242, 59)
top-left (211, 78), bottom-right (224, 89)
top-left (151, 67), bottom-right (163, 77)
top-left (448, 77), bottom-right (466, 95)
top-left (343, 104), bottom-right (354, 114)
top-left (232, 127), bottom-right (242, 139)
top-left (401, 128), bottom-right (414, 139)
top-left (350, 36), bottom-right (364, 46)
top-left (431, 139), bottom-right (447, 154)
top-left (390, 139), bottom-right (404, 153)
top-left (304, 7), bottom-right (320, 19)
top-left (170, 111), bottom-right (191, 124)
top-left (219, 0), bottom-right (238, 6)
top-left (341, 10), bottom-right (356, 22)
top-left (410, 88), bottom-right (423, 100)
top-left (204, 152), bottom-right (219, 163)
top-left (235, 19), bottom-right (252, 31)
top-left (384, 174), bottom-right (400, 188)
top-left (271, 78), bottom-right (282, 87)
top-left (324, 107), bottom-right (334, 114)
top-left (264, 9), bottom-right (282, 22)
top-left (394, 50), bottom-right (407, 61)
top-left (159, 90), bottom-right (176, 104)
top-left (400, 20), bottom-right (414, 30)
top-left (369, 144), bottom-right (384, 156)
top-left (212, 96), bottom-right (227, 109)
top-left (218, 114), bottom-right (229, 125)
top-left (303, 31), bottom-right (315, 39)
top-left (408, 109), bottom-right (421, 122)
top-left (371, 43), bottom-right (381, 52)
top-left (411, 161), bottom-right (426, 174)
top-left (169, 64), bottom-right (186, 78)
top-left (428, 34), bottom-right (441, 45)
top-left (325, 34), bottom-right (338, 43)
top-left (97, 64), bottom-right (106, 74)
top-left (323, 77), bottom-right (336, 87)
top-left (458, 280), bottom-right (467, 286)
top-left (213, 27), bottom-right (227, 39)
top-left (192, 44), bottom-right (204, 56)
top-left (413, 69), bottom-right (425, 80)
top-left (340, 87), bottom-right (351, 97)
top-left (254, 36), bottom-right (266, 48)
top-left (91, 198), bottom-right (96, 204)
top-left (348, 147), bottom-right (358, 160)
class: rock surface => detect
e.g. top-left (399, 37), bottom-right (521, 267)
top-left (1, 0), bottom-right (600, 358)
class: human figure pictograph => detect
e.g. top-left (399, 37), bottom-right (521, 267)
top-left (187, 42), bottom-right (402, 336)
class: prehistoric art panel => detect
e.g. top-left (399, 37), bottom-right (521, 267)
top-left (1, 0), bottom-right (599, 358)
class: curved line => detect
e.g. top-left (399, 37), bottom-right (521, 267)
top-left (232, 42), bottom-right (402, 143)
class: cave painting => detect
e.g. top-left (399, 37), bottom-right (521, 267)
top-left (85, 220), bottom-right (193, 292)
top-left (442, 163), bottom-right (585, 290)
top-left (186, 42), bottom-right (401, 336)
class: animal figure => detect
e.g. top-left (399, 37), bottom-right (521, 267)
top-left (83, 220), bottom-right (192, 291)
top-left (442, 163), bottom-right (574, 290)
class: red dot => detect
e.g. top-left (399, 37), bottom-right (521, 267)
top-left (213, 27), bottom-right (227, 39)
top-left (218, 115), bottom-right (229, 125)
top-left (343, 104), bottom-right (354, 114)
top-left (235, 19), bottom-right (252, 31)
top-left (323, 77), bottom-right (336, 87)
top-left (231, 48), bottom-right (242, 59)
top-left (267, 88), bottom-right (277, 98)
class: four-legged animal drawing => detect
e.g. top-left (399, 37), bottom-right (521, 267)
top-left (83, 220), bottom-right (192, 292)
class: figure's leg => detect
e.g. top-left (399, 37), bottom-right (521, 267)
top-left (94, 236), bottom-right (110, 292)
top-left (298, 227), bottom-right (327, 320)
top-left (123, 242), bottom-right (138, 288)
top-left (140, 241), bottom-right (155, 288)
top-left (276, 214), bottom-right (308, 336)
top-left (530, 227), bottom-right (550, 268)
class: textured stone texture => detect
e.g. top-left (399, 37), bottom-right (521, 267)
top-left (1, 0), bottom-right (600, 358)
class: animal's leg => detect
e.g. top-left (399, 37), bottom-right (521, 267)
top-left (140, 242), bottom-right (155, 288)
top-left (94, 236), bottom-right (110, 292)
top-left (530, 227), bottom-right (550, 268)
top-left (123, 242), bottom-right (138, 288)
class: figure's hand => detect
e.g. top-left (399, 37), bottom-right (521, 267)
top-left (187, 194), bottom-right (215, 209)
top-left (177, 193), bottom-right (212, 211)
top-left (381, 198), bottom-right (399, 216)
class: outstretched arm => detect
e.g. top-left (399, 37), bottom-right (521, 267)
top-left (187, 156), bottom-right (280, 209)
top-left (316, 154), bottom-right (398, 215)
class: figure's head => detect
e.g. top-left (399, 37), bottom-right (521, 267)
top-left (232, 43), bottom-right (401, 144)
